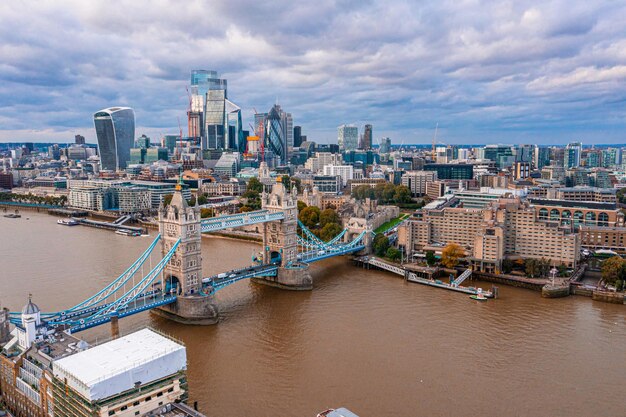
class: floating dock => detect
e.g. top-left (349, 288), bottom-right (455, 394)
top-left (74, 217), bottom-right (145, 234)
top-left (355, 256), bottom-right (494, 298)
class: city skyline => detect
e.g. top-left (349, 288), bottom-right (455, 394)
top-left (1, 1), bottom-right (626, 145)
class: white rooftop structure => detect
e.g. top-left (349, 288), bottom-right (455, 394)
top-left (52, 329), bottom-right (186, 402)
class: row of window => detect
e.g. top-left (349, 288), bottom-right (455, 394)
top-left (107, 387), bottom-right (174, 415)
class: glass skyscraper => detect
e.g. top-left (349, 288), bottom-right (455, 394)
top-left (338, 125), bottom-right (358, 151)
top-left (266, 105), bottom-right (287, 164)
top-left (93, 107), bottom-right (135, 171)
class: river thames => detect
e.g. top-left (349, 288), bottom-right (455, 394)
top-left (1, 212), bottom-right (624, 417)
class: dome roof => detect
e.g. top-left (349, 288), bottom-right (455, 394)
top-left (22, 295), bottom-right (40, 315)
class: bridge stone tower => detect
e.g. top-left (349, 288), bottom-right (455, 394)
top-left (152, 180), bottom-right (219, 325)
top-left (254, 181), bottom-right (312, 290)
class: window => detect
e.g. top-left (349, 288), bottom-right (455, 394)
top-left (167, 387), bottom-right (174, 393)
top-left (121, 406), bottom-right (127, 411)
top-left (133, 401), bottom-right (140, 406)
top-left (157, 392), bottom-right (163, 397)
top-left (108, 412), bottom-right (115, 416)
top-left (135, 412), bottom-right (140, 416)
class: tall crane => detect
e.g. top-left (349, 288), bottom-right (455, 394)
top-left (432, 123), bottom-right (439, 161)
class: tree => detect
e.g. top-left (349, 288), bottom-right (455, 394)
top-left (601, 256), bottom-right (625, 285)
top-left (441, 243), bottom-right (464, 269)
top-left (525, 258), bottom-right (540, 278)
top-left (501, 259), bottom-right (514, 274)
top-left (200, 208), bottom-right (214, 218)
top-left (386, 247), bottom-right (401, 261)
top-left (298, 206), bottom-right (321, 229)
top-left (247, 177), bottom-right (264, 193)
top-left (425, 251), bottom-right (437, 266)
top-left (373, 234), bottom-right (390, 257)
top-left (393, 185), bottom-right (412, 204)
top-left (319, 223), bottom-right (343, 241)
top-left (382, 184), bottom-right (396, 203)
top-left (187, 196), bottom-right (196, 206)
top-left (352, 185), bottom-right (373, 200)
top-left (319, 208), bottom-right (340, 228)
top-left (197, 194), bottom-right (208, 205)
top-left (162, 194), bottom-right (173, 207)
top-left (297, 200), bottom-right (307, 212)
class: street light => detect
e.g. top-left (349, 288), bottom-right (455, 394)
top-left (550, 267), bottom-right (558, 287)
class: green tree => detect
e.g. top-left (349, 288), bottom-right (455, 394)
top-left (425, 251), bottom-right (437, 266)
top-left (197, 194), bottom-right (208, 205)
top-left (393, 185), bottom-right (412, 204)
top-left (386, 247), bottom-right (401, 261)
top-left (373, 234), bottom-right (390, 256)
top-left (382, 184), bottom-right (396, 203)
top-left (297, 200), bottom-right (307, 212)
top-left (298, 206), bottom-right (321, 229)
top-left (601, 256), bottom-right (625, 285)
top-left (525, 258), bottom-right (539, 278)
top-left (162, 194), bottom-right (173, 207)
top-left (200, 208), bottom-right (214, 218)
top-left (319, 208), bottom-right (340, 228)
top-left (441, 243), bottom-right (464, 269)
top-left (247, 177), bottom-right (264, 193)
top-left (501, 259), bottom-right (514, 274)
top-left (319, 222), bottom-right (343, 241)
top-left (187, 196), bottom-right (196, 206)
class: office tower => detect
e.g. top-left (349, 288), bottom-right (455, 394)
top-left (338, 125), bottom-right (358, 151)
top-left (533, 146), bottom-right (551, 170)
top-left (482, 144), bottom-right (515, 169)
top-left (136, 134), bottom-right (151, 149)
top-left (189, 70), bottom-right (242, 152)
top-left (362, 124), bottom-right (372, 150)
top-left (278, 108), bottom-right (293, 148)
top-left (93, 107), bottom-right (135, 171)
top-left (380, 137), bottom-right (392, 154)
top-left (294, 126), bottom-right (302, 147)
top-left (266, 105), bottom-right (287, 164)
top-left (564, 142), bottom-right (582, 168)
top-left (515, 144), bottom-right (533, 162)
top-left (75, 134), bottom-right (85, 145)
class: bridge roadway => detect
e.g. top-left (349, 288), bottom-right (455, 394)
top-left (201, 209), bottom-right (285, 233)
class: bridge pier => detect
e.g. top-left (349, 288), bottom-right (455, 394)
top-left (152, 294), bottom-right (219, 325)
top-left (252, 264), bottom-right (312, 290)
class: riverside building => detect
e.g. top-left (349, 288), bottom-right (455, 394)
top-left (401, 198), bottom-right (581, 273)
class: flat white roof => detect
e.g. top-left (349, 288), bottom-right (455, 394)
top-left (53, 328), bottom-right (186, 401)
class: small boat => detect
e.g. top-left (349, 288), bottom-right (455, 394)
top-left (470, 288), bottom-right (488, 301)
top-left (3, 213), bottom-right (21, 218)
top-left (116, 229), bottom-right (141, 236)
top-left (57, 219), bottom-right (79, 226)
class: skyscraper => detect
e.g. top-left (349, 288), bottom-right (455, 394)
top-left (266, 105), bottom-right (287, 164)
top-left (189, 70), bottom-right (242, 153)
top-left (93, 107), bottom-right (135, 171)
top-left (293, 126), bottom-right (302, 147)
top-left (565, 142), bottom-right (582, 168)
top-left (338, 125), bottom-right (358, 151)
top-left (362, 124), bottom-right (372, 150)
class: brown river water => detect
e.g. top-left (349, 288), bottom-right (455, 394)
top-left (0, 212), bottom-right (624, 417)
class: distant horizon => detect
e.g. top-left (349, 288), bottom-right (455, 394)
top-left (2, 140), bottom-right (626, 149)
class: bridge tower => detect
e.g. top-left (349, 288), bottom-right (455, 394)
top-left (254, 181), bottom-right (312, 290)
top-left (152, 179), bottom-right (219, 325)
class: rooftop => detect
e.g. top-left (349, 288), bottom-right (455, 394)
top-left (52, 328), bottom-right (186, 402)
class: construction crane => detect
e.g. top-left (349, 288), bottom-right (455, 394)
top-left (177, 116), bottom-right (183, 160)
top-left (431, 123), bottom-right (439, 161)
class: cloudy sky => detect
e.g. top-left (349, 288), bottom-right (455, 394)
top-left (1, 0), bottom-right (625, 145)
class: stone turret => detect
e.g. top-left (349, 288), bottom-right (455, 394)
top-left (152, 177), bottom-right (219, 325)
top-left (254, 181), bottom-right (312, 290)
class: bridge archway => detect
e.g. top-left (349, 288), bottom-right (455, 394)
top-left (165, 275), bottom-right (182, 296)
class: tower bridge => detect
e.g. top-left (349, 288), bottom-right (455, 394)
top-left (9, 180), bottom-right (368, 335)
